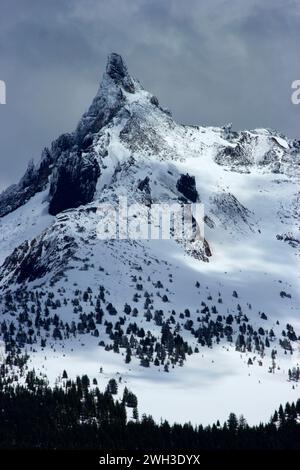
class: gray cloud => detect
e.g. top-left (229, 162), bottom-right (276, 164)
top-left (0, 0), bottom-right (299, 190)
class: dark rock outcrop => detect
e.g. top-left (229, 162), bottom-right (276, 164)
top-left (0, 148), bottom-right (53, 218)
top-left (75, 53), bottom-right (135, 144)
top-left (216, 143), bottom-right (252, 169)
top-left (0, 229), bottom-right (78, 286)
top-left (176, 174), bottom-right (198, 202)
top-left (106, 52), bottom-right (135, 93)
top-left (138, 176), bottom-right (151, 194)
top-left (48, 150), bottom-right (100, 216)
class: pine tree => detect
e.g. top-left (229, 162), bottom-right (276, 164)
top-left (238, 415), bottom-right (247, 430)
top-left (125, 347), bottom-right (131, 364)
top-left (133, 407), bottom-right (139, 421)
top-left (278, 404), bottom-right (285, 426)
top-left (106, 378), bottom-right (118, 395)
top-left (272, 410), bottom-right (278, 423)
top-left (227, 413), bottom-right (238, 433)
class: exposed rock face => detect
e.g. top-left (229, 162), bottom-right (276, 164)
top-left (0, 148), bottom-right (53, 217)
top-left (0, 229), bottom-right (78, 286)
top-left (50, 133), bottom-right (75, 160)
top-left (137, 176), bottom-right (151, 194)
top-left (150, 95), bottom-right (159, 106)
top-left (176, 174), bottom-right (198, 202)
top-left (216, 130), bottom-right (300, 175)
top-left (210, 192), bottom-right (254, 232)
top-left (216, 143), bottom-right (252, 170)
top-left (119, 115), bottom-right (167, 156)
top-left (105, 52), bottom-right (135, 93)
top-left (48, 151), bottom-right (100, 216)
top-left (75, 53), bottom-right (135, 144)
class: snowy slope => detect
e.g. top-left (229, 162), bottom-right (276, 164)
top-left (0, 53), bottom-right (299, 425)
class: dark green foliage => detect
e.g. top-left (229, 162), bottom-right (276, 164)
top-left (0, 373), bottom-right (300, 449)
top-left (106, 378), bottom-right (118, 395)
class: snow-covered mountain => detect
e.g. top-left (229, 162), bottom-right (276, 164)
top-left (0, 53), bottom-right (299, 425)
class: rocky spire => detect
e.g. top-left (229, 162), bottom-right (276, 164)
top-left (0, 54), bottom-right (138, 219)
top-left (75, 53), bottom-right (135, 143)
top-left (105, 53), bottom-right (135, 93)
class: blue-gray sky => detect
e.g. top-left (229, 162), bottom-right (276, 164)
top-left (0, 0), bottom-right (299, 190)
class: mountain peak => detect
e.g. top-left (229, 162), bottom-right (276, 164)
top-left (106, 53), bottom-right (128, 79)
top-left (105, 52), bottom-right (135, 93)
top-left (75, 53), bottom-right (136, 143)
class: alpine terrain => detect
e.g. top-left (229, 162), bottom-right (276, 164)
top-left (0, 53), bottom-right (299, 426)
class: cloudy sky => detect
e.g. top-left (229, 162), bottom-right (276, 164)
top-left (0, 0), bottom-right (299, 190)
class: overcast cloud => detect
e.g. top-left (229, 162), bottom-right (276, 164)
top-left (0, 0), bottom-right (299, 190)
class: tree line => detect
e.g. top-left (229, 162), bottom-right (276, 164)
top-left (0, 371), bottom-right (300, 449)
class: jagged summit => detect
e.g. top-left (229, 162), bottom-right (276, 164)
top-left (74, 53), bottom-right (153, 148)
top-left (105, 52), bottom-right (135, 93)
top-left (0, 53), bottom-right (139, 217)
top-left (75, 53), bottom-right (136, 143)
top-left (0, 53), bottom-right (165, 217)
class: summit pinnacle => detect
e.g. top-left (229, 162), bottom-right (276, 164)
top-left (106, 53), bottom-right (135, 93)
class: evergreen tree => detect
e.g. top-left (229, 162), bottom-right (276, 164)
top-left (106, 378), bottom-right (118, 395)
top-left (227, 413), bottom-right (238, 434)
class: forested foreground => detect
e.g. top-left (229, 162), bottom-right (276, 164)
top-left (0, 371), bottom-right (300, 449)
